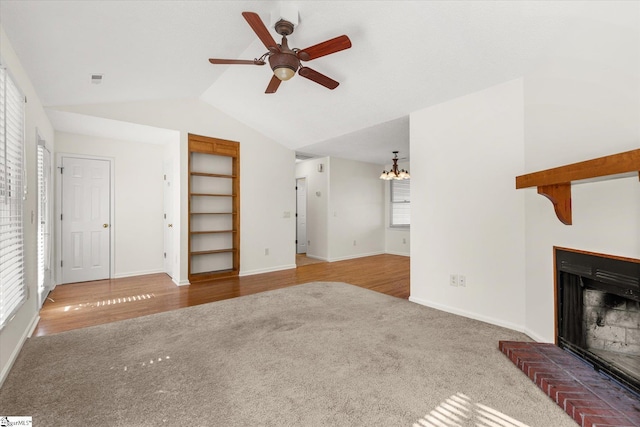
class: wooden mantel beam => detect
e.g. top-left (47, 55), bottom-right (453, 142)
top-left (516, 149), bottom-right (640, 225)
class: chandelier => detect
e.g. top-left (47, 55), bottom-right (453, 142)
top-left (379, 151), bottom-right (410, 180)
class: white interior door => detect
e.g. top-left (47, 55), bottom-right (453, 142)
top-left (163, 163), bottom-right (173, 277)
top-left (61, 157), bottom-right (111, 284)
top-left (296, 178), bottom-right (307, 254)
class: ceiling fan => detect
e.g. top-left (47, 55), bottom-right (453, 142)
top-left (209, 11), bottom-right (352, 94)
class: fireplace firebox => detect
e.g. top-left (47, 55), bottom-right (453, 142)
top-left (555, 247), bottom-right (640, 395)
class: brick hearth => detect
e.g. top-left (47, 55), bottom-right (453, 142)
top-left (499, 341), bottom-right (640, 427)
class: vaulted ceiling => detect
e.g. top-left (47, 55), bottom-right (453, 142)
top-left (0, 1), bottom-right (615, 164)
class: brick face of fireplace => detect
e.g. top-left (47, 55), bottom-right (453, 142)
top-left (555, 247), bottom-right (640, 394)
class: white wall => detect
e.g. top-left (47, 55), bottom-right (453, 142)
top-left (295, 157), bottom-right (330, 260)
top-left (52, 98), bottom-right (296, 281)
top-left (409, 2), bottom-right (640, 341)
top-left (0, 26), bottom-right (56, 385)
top-left (384, 160), bottom-right (410, 256)
top-left (410, 79), bottom-right (526, 332)
top-left (522, 1), bottom-right (640, 342)
top-left (328, 157), bottom-right (385, 261)
top-left (55, 132), bottom-right (166, 279)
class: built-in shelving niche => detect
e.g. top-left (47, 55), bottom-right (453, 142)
top-left (188, 134), bottom-right (239, 282)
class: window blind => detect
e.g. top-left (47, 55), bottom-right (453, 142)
top-left (390, 179), bottom-right (410, 227)
top-left (0, 65), bottom-right (26, 330)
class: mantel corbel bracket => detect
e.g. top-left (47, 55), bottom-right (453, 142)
top-left (537, 183), bottom-right (572, 225)
top-left (516, 149), bottom-right (640, 226)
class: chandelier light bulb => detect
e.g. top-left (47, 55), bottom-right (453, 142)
top-left (379, 151), bottom-right (409, 180)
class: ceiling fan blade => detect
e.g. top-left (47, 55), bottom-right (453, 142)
top-left (242, 11), bottom-right (279, 52)
top-left (265, 75), bottom-right (281, 94)
top-left (298, 67), bottom-right (339, 90)
top-left (297, 35), bottom-right (352, 61)
top-left (209, 58), bottom-right (265, 65)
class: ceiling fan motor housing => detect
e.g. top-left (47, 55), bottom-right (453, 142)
top-left (268, 52), bottom-right (299, 74)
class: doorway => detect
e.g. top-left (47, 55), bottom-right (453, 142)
top-left (296, 177), bottom-right (307, 254)
top-left (59, 155), bottom-right (112, 284)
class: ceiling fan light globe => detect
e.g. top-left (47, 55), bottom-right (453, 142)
top-left (274, 66), bottom-right (296, 81)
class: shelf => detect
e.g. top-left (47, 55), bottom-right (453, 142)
top-left (189, 269), bottom-right (237, 282)
top-left (190, 193), bottom-right (236, 197)
top-left (190, 230), bottom-right (236, 235)
top-left (190, 212), bottom-right (236, 215)
top-left (516, 149), bottom-right (639, 225)
top-left (190, 172), bottom-right (235, 179)
top-left (191, 248), bottom-right (237, 256)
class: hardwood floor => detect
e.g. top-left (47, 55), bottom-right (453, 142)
top-left (34, 254), bottom-right (409, 337)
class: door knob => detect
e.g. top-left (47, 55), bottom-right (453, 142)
top-left (168, 224), bottom-right (173, 228)
top-left (103, 224), bottom-right (109, 228)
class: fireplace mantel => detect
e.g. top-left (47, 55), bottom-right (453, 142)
top-left (516, 149), bottom-right (640, 225)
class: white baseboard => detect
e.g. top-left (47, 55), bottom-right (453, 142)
top-left (113, 269), bottom-right (165, 279)
top-left (175, 278), bottom-right (190, 286)
top-left (385, 251), bottom-right (410, 257)
top-left (408, 295), bottom-right (525, 333)
top-left (27, 314), bottom-right (39, 338)
top-left (523, 327), bottom-right (553, 343)
top-left (0, 313), bottom-right (39, 388)
top-left (239, 264), bottom-right (296, 277)
top-left (328, 251), bottom-right (384, 262)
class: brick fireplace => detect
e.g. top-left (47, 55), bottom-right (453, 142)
top-left (500, 247), bottom-right (640, 427)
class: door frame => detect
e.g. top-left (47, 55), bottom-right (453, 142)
top-left (163, 160), bottom-right (174, 278)
top-left (296, 176), bottom-right (308, 254)
top-left (36, 128), bottom-right (54, 307)
top-left (55, 153), bottom-right (116, 284)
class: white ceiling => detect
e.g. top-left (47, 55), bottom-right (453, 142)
top-left (0, 1), bottom-right (605, 165)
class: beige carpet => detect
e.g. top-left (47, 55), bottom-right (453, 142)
top-left (0, 282), bottom-right (575, 426)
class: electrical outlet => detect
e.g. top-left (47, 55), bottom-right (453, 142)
top-left (402, 238), bottom-right (406, 244)
top-left (265, 248), bottom-right (269, 256)
top-left (353, 240), bottom-right (356, 246)
top-left (449, 274), bottom-right (458, 287)
top-left (459, 275), bottom-right (466, 287)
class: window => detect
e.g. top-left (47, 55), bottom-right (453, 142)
top-left (390, 179), bottom-right (410, 227)
top-left (0, 64), bottom-right (26, 330)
